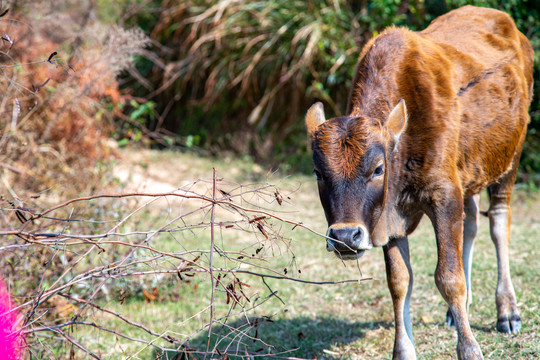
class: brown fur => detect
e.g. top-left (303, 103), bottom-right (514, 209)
top-left (306, 6), bottom-right (533, 359)
top-left (315, 116), bottom-right (372, 179)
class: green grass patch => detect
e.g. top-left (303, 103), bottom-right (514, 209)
top-left (28, 150), bottom-right (540, 359)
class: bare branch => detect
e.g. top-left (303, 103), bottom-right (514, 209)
top-left (2, 171), bottom-right (369, 358)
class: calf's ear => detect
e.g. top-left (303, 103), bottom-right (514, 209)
top-left (387, 99), bottom-right (408, 148)
top-left (305, 102), bottom-right (326, 146)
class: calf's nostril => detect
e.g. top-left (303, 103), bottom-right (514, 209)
top-left (328, 229), bottom-right (335, 239)
top-left (327, 227), bottom-right (365, 251)
top-left (352, 227), bottom-right (363, 245)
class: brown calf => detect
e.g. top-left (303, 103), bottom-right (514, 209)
top-left (305, 6), bottom-right (533, 360)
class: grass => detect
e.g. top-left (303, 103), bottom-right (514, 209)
top-left (34, 149), bottom-right (540, 359)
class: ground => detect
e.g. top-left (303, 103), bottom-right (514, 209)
top-left (39, 148), bottom-right (540, 359)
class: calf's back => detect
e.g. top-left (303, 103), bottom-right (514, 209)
top-left (348, 5), bottom-right (534, 198)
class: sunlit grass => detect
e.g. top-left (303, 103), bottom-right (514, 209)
top-left (50, 150), bottom-right (540, 359)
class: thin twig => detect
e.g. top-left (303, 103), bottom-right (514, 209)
top-left (207, 167), bottom-right (217, 356)
top-left (58, 293), bottom-right (181, 345)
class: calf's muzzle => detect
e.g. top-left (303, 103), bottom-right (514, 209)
top-left (326, 225), bottom-right (372, 259)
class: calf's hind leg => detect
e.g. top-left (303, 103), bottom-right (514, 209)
top-left (429, 190), bottom-right (483, 359)
top-left (488, 181), bottom-right (521, 334)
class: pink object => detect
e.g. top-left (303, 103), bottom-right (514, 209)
top-left (0, 279), bottom-right (24, 360)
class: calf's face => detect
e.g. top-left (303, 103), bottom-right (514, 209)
top-left (305, 101), bottom-right (407, 260)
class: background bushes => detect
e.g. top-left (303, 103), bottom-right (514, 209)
top-left (2, 0), bottom-right (539, 186)
top-left (117, 0), bottom-right (540, 182)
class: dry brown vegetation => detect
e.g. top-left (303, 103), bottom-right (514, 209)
top-left (0, 1), bottom-right (148, 198)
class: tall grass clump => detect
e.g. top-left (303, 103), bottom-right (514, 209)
top-left (121, 0), bottom-right (540, 180)
top-left (121, 0), bottom-right (409, 169)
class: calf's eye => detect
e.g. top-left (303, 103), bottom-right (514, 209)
top-left (313, 169), bottom-right (323, 181)
top-left (373, 164), bottom-right (384, 177)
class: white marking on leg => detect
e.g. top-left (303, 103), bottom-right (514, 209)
top-left (403, 287), bottom-right (413, 344)
top-left (395, 287), bottom-right (416, 359)
top-left (489, 205), bottom-right (518, 321)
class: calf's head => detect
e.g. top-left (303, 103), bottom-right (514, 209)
top-left (305, 101), bottom-right (407, 260)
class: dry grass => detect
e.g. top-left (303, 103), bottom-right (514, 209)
top-left (132, 0), bottom-right (366, 161)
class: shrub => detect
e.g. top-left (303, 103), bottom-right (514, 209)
top-left (0, 1), bottom-right (149, 197)
top-left (121, 1), bottom-right (408, 164)
top-left (124, 0), bottom-right (540, 180)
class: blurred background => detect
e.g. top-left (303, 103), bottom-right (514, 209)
top-left (1, 0), bottom-right (539, 195)
top-left (1, 1), bottom-right (540, 359)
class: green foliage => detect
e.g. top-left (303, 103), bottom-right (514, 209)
top-left (115, 100), bottom-right (157, 147)
top-left (120, 0), bottom-right (410, 167)
top-left (121, 0), bottom-right (540, 180)
top-left (129, 99), bottom-right (155, 123)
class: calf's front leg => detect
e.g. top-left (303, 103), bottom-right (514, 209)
top-left (447, 194), bottom-right (479, 326)
top-left (384, 236), bottom-right (415, 359)
top-left (429, 194), bottom-right (483, 360)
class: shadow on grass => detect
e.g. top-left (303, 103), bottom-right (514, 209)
top-left (155, 316), bottom-right (392, 359)
top-left (431, 321), bottom-right (494, 334)
top-left (470, 324), bottom-right (496, 333)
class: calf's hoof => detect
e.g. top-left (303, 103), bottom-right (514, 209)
top-left (457, 339), bottom-right (483, 360)
top-left (497, 315), bottom-right (521, 334)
